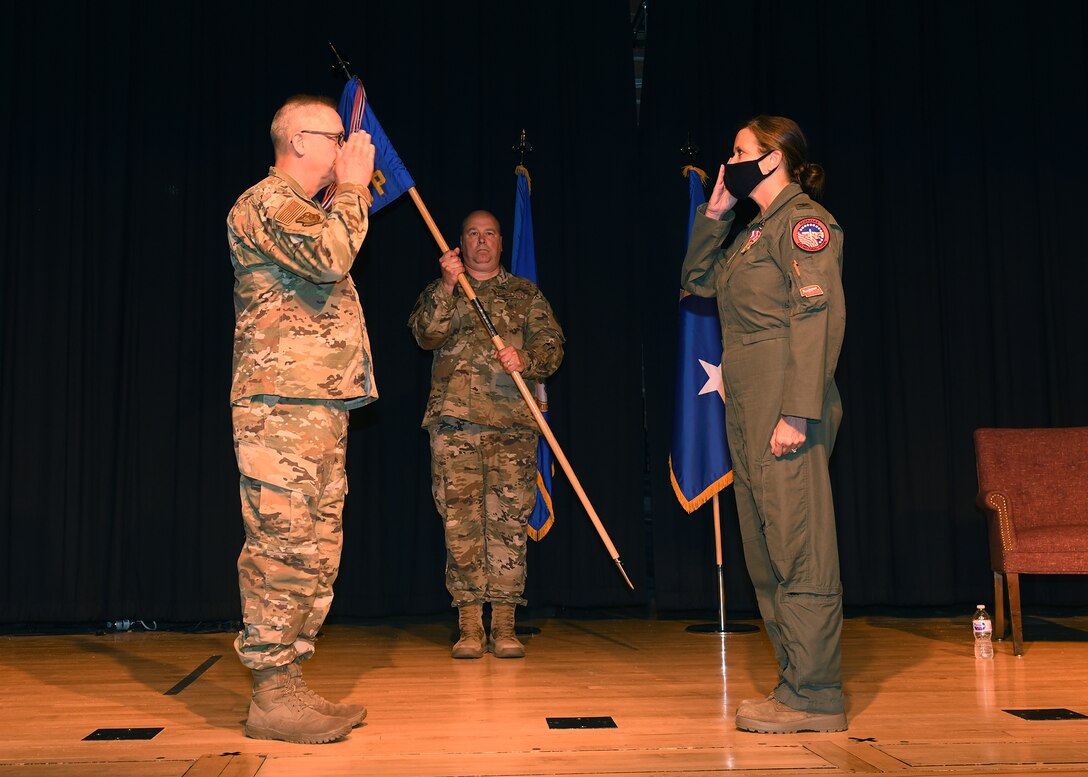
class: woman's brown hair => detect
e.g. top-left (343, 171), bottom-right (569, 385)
top-left (746, 115), bottom-right (825, 201)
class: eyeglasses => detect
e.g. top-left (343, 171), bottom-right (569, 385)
top-left (300, 130), bottom-right (345, 147)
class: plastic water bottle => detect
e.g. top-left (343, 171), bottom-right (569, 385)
top-left (973, 604), bottom-right (993, 659)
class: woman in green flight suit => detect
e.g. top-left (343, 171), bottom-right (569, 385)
top-left (681, 116), bottom-right (847, 735)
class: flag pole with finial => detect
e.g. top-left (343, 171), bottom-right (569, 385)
top-left (676, 129), bottom-right (757, 635)
top-left (327, 44), bottom-right (633, 590)
top-left (409, 134), bottom-right (633, 590)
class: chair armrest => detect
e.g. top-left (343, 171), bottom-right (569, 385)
top-left (977, 489), bottom-right (1018, 561)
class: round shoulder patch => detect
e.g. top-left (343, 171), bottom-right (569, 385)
top-left (792, 218), bottom-right (829, 252)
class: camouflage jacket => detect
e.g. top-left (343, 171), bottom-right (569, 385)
top-left (408, 266), bottom-right (564, 430)
top-left (227, 167), bottom-right (378, 408)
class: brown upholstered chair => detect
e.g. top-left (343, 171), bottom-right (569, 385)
top-left (973, 427), bottom-right (1088, 656)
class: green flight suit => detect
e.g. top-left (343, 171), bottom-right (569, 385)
top-left (681, 183), bottom-right (846, 714)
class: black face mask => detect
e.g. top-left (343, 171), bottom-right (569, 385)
top-left (724, 150), bottom-right (777, 199)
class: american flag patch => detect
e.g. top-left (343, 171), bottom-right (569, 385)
top-left (275, 200), bottom-right (306, 225)
top-left (792, 218), bottom-right (829, 252)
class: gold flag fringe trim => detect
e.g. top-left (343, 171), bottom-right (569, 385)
top-left (515, 165), bottom-right (532, 193)
top-left (527, 466), bottom-right (554, 540)
top-left (668, 454), bottom-right (733, 514)
top-left (681, 165), bottom-right (708, 187)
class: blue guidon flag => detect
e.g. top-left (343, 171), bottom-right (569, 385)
top-left (510, 164), bottom-right (556, 541)
top-left (324, 77), bottom-right (415, 213)
top-left (669, 166), bottom-right (734, 513)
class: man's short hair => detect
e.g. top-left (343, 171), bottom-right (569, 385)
top-left (461, 210), bottom-right (502, 235)
top-left (270, 95), bottom-right (338, 155)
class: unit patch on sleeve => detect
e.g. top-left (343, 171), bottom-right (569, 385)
top-left (799, 285), bottom-right (825, 298)
top-left (296, 210), bottom-right (324, 226)
top-left (792, 218), bottom-right (829, 252)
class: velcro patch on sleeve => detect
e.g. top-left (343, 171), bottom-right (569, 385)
top-left (800, 285), bottom-right (824, 298)
top-left (274, 200), bottom-right (306, 225)
top-left (296, 210), bottom-right (324, 226)
top-left (792, 218), bottom-right (829, 252)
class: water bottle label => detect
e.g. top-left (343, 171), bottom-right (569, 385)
top-left (974, 619), bottom-right (992, 635)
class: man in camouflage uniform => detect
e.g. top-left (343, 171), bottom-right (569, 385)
top-left (409, 210), bottom-right (564, 659)
top-left (227, 94), bottom-right (376, 744)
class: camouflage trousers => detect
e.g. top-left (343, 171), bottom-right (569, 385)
top-left (231, 395), bottom-right (349, 670)
top-left (428, 418), bottom-right (538, 607)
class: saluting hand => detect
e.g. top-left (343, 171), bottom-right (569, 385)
top-left (336, 130), bottom-right (376, 188)
top-left (439, 248), bottom-right (464, 294)
top-left (705, 164), bottom-right (738, 220)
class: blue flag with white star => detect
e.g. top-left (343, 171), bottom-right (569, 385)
top-left (669, 167), bottom-right (733, 512)
top-left (510, 165), bottom-right (555, 540)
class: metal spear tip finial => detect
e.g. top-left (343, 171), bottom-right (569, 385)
top-left (681, 130), bottom-right (700, 157)
top-left (513, 128), bottom-right (533, 166)
top-left (614, 558), bottom-right (634, 590)
top-left (512, 128), bottom-right (533, 154)
top-left (328, 42), bottom-right (354, 80)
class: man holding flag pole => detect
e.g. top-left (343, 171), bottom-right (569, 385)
top-left (409, 208), bottom-right (565, 659)
top-left (325, 46), bottom-right (632, 640)
top-left (327, 68), bottom-right (558, 656)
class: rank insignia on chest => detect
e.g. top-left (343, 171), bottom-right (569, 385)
top-left (792, 218), bottom-right (829, 252)
top-left (739, 225), bottom-right (763, 254)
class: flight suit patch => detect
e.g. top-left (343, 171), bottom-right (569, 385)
top-left (800, 285), bottom-right (824, 298)
top-left (792, 218), bottom-right (829, 252)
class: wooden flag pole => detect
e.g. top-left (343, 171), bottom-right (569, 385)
top-left (686, 493), bottom-right (758, 635)
top-left (712, 494), bottom-right (726, 631)
top-left (407, 186), bottom-right (633, 590)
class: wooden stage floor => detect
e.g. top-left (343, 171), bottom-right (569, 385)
top-left (3, 611), bottom-right (1088, 776)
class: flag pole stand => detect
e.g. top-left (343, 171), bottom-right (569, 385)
top-left (687, 495), bottom-right (758, 635)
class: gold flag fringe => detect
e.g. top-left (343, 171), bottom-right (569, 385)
top-left (515, 164), bottom-right (532, 193)
top-left (681, 165), bottom-right (708, 187)
top-left (668, 454), bottom-right (733, 514)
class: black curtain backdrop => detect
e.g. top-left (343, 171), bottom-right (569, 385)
top-left (1, 0), bottom-right (1086, 626)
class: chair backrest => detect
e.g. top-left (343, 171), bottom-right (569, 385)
top-left (974, 427), bottom-right (1088, 529)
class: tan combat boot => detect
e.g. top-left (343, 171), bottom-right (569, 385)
top-left (490, 603), bottom-right (525, 658)
top-left (452, 603), bottom-right (486, 658)
top-left (244, 665), bottom-right (355, 743)
top-left (736, 692), bottom-right (777, 717)
top-left (735, 696), bottom-right (847, 734)
top-left (286, 662), bottom-right (367, 727)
